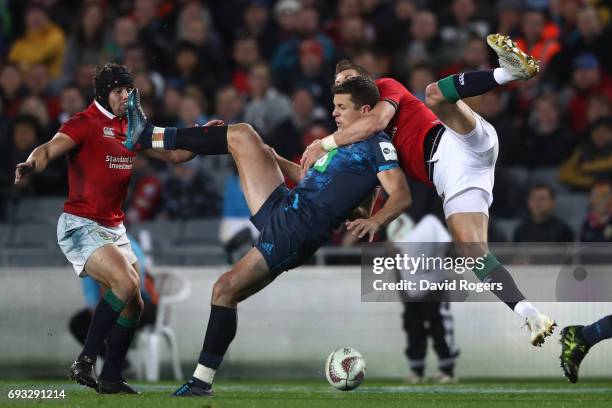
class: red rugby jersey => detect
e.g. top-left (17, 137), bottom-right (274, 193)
top-left (375, 78), bottom-right (440, 184)
top-left (58, 101), bottom-right (135, 226)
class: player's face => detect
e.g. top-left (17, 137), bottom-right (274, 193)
top-left (107, 86), bottom-right (131, 116)
top-left (334, 69), bottom-right (359, 85)
top-left (332, 93), bottom-right (366, 131)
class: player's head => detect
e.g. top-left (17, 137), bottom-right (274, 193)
top-left (331, 76), bottom-right (379, 131)
top-left (334, 59), bottom-right (370, 85)
top-left (94, 63), bottom-right (133, 116)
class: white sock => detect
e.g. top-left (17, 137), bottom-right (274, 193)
top-left (193, 364), bottom-right (216, 384)
top-left (152, 126), bottom-right (165, 148)
top-left (493, 67), bottom-right (518, 85)
top-left (513, 300), bottom-right (539, 318)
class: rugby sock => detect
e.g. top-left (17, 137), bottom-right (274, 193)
top-left (513, 300), bottom-right (540, 319)
top-left (192, 305), bottom-right (238, 387)
top-left (473, 253), bottom-right (527, 311)
top-left (581, 315), bottom-right (612, 347)
top-left (151, 126), bottom-right (228, 154)
top-left (438, 69), bottom-right (517, 103)
top-left (79, 290), bottom-right (126, 361)
top-left (100, 315), bottom-right (139, 381)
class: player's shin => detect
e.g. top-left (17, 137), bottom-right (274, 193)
top-left (472, 253), bottom-right (529, 312)
top-left (99, 315), bottom-right (140, 381)
top-left (150, 126), bottom-right (229, 154)
top-left (79, 289), bottom-right (127, 361)
top-left (191, 305), bottom-right (238, 389)
top-left (581, 315), bottom-right (612, 347)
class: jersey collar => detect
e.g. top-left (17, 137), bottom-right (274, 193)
top-left (94, 100), bottom-right (116, 120)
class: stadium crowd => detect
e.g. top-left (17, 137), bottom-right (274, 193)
top-left (0, 0), bottom-right (611, 244)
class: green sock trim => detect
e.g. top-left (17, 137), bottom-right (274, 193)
top-left (437, 76), bottom-right (461, 103)
top-left (103, 290), bottom-right (126, 313)
top-left (117, 315), bottom-right (140, 329)
top-left (473, 253), bottom-right (501, 281)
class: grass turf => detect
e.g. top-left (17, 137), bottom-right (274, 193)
top-left (0, 379), bottom-right (611, 408)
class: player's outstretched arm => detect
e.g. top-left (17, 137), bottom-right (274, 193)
top-left (346, 168), bottom-right (411, 242)
top-left (300, 101), bottom-right (396, 176)
top-left (14, 133), bottom-right (76, 185)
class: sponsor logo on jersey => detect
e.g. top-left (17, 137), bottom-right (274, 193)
top-left (379, 142), bottom-right (397, 161)
top-left (102, 127), bottom-right (116, 138)
top-left (458, 73), bottom-right (465, 86)
top-left (105, 155), bottom-right (135, 170)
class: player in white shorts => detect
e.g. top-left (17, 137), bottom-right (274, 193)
top-left (301, 34), bottom-right (556, 346)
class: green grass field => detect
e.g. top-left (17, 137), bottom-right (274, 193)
top-left (0, 379), bottom-right (611, 408)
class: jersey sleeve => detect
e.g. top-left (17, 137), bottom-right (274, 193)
top-left (375, 78), bottom-right (404, 111)
top-left (370, 134), bottom-right (399, 173)
top-left (58, 113), bottom-right (87, 146)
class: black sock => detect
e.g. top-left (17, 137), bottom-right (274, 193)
top-left (100, 316), bottom-right (139, 381)
top-left (79, 290), bottom-right (126, 361)
top-left (411, 367), bottom-right (424, 377)
top-left (440, 365), bottom-right (454, 377)
top-left (198, 305), bottom-right (237, 372)
top-left (474, 254), bottom-right (526, 310)
top-left (438, 70), bottom-right (498, 103)
top-left (162, 126), bottom-right (229, 154)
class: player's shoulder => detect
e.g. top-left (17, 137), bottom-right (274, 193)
top-left (64, 105), bottom-right (96, 126)
top-left (369, 131), bottom-right (393, 143)
top-left (375, 77), bottom-right (406, 91)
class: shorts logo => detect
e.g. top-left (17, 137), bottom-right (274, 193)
top-left (458, 73), bottom-right (465, 86)
top-left (261, 242), bottom-right (274, 255)
top-left (103, 127), bottom-right (115, 138)
top-left (379, 142), bottom-right (397, 161)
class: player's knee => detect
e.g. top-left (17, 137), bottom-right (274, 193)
top-left (211, 273), bottom-right (238, 305)
top-left (228, 123), bottom-right (260, 151)
top-left (425, 83), bottom-right (444, 108)
top-left (125, 293), bottom-right (144, 317)
top-left (112, 272), bottom-right (139, 300)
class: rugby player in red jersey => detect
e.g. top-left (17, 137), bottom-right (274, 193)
top-left (14, 63), bottom-right (220, 393)
top-left (301, 34), bottom-right (557, 346)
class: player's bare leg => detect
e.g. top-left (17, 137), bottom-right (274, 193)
top-left (174, 248), bottom-right (275, 397)
top-left (69, 245), bottom-right (141, 391)
top-left (226, 123), bottom-right (285, 214)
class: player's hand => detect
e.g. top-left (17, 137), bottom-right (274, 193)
top-left (202, 119), bottom-right (225, 127)
top-left (345, 218), bottom-right (382, 242)
top-left (14, 160), bottom-right (36, 185)
top-left (300, 139), bottom-right (326, 178)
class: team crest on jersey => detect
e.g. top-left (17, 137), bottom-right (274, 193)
top-left (102, 127), bottom-right (116, 138)
top-left (379, 142), bottom-right (397, 161)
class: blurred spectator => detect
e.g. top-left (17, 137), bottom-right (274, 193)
top-left (566, 54), bottom-right (612, 136)
top-left (495, 0), bottom-right (523, 37)
top-left (133, 0), bottom-right (174, 72)
top-left (514, 184), bottom-right (575, 242)
top-left (157, 86), bottom-right (182, 127)
top-left (375, 0), bottom-right (415, 54)
top-left (337, 16), bottom-right (374, 59)
top-left (394, 10), bottom-right (454, 74)
top-left (231, 36), bottom-right (261, 96)
top-left (161, 159), bottom-right (220, 220)
top-left (8, 4), bottom-right (66, 79)
top-left (268, 88), bottom-right (327, 160)
top-left (273, 0), bottom-right (302, 40)
top-left (277, 39), bottom-right (334, 109)
top-left (587, 93), bottom-right (611, 126)
top-left (0, 63), bottom-right (28, 119)
top-left (176, 92), bottom-right (209, 128)
top-left (407, 64), bottom-right (435, 102)
top-left (126, 156), bottom-right (163, 224)
top-left (515, 9), bottom-right (561, 68)
top-left (560, 117), bottom-right (612, 190)
top-left (243, 62), bottom-right (292, 138)
top-left (439, 32), bottom-right (492, 77)
top-left (18, 95), bottom-right (52, 137)
top-left (271, 7), bottom-right (335, 81)
top-left (123, 44), bottom-right (165, 100)
top-left (439, 0), bottom-right (490, 61)
top-left (521, 94), bottom-right (574, 168)
top-left (62, 4), bottom-right (105, 83)
top-left (239, 0), bottom-right (276, 59)
top-left (548, 6), bottom-right (612, 88)
top-left (73, 63), bottom-right (97, 102)
top-left (580, 182), bottom-right (612, 242)
top-left (213, 86), bottom-right (245, 125)
top-left (103, 16), bottom-right (138, 63)
top-left (24, 63), bottom-right (61, 120)
top-left (58, 84), bottom-right (86, 125)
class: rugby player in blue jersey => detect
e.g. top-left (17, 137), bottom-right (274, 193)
top-left (124, 76), bottom-right (411, 396)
